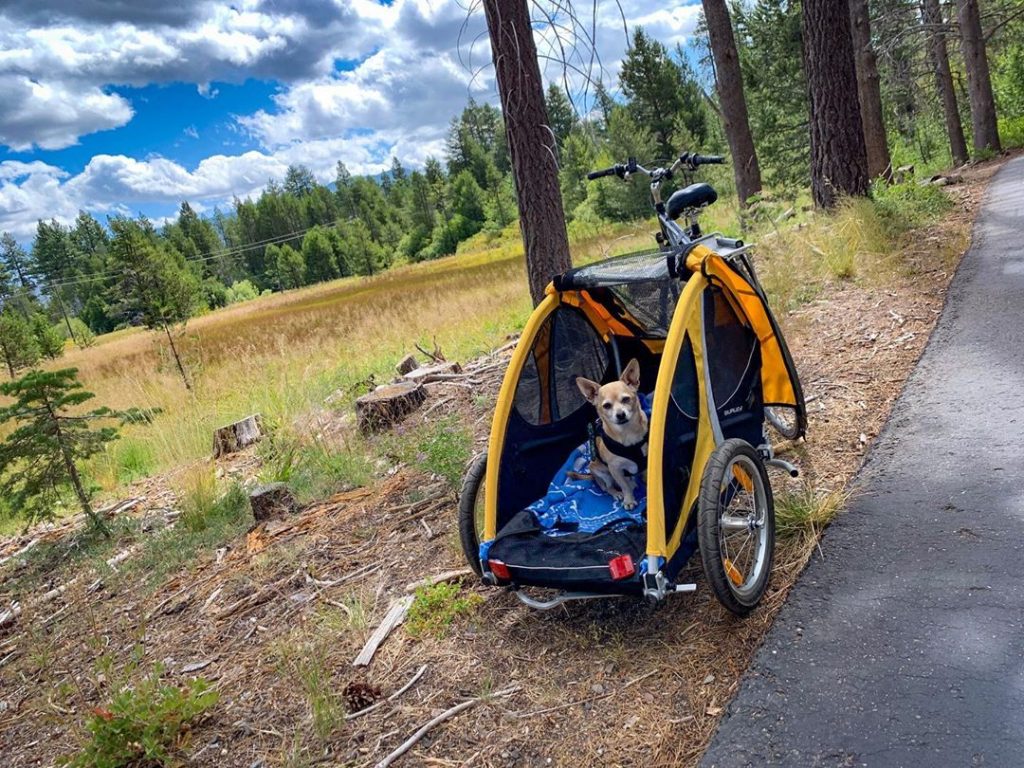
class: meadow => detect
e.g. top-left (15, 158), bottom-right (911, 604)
top-left (4, 179), bottom-right (953, 519)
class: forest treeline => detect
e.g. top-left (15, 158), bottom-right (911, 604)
top-left (1, 0), bottom-right (1022, 377)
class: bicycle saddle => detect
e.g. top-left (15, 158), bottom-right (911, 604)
top-left (666, 183), bottom-right (718, 220)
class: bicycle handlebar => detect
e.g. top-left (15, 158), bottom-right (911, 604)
top-left (586, 165), bottom-right (624, 180)
top-left (587, 152), bottom-right (725, 181)
top-left (686, 153), bottom-right (725, 166)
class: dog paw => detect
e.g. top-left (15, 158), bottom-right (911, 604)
top-left (622, 498), bottom-right (637, 510)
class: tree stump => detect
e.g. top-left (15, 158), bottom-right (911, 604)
top-left (355, 381), bottom-right (426, 433)
top-left (213, 415), bottom-right (263, 458)
top-left (249, 483), bottom-right (297, 522)
top-left (396, 354), bottom-right (419, 376)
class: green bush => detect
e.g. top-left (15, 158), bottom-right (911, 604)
top-left (64, 670), bottom-right (218, 768)
top-left (224, 280), bottom-right (260, 305)
top-left (870, 180), bottom-right (952, 232)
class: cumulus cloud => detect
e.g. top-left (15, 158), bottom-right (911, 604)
top-left (0, 76), bottom-right (133, 150)
top-left (0, 0), bottom-right (704, 237)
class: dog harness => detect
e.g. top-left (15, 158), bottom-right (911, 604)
top-left (589, 420), bottom-right (648, 469)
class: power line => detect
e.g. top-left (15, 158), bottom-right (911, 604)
top-left (2, 218), bottom-right (344, 300)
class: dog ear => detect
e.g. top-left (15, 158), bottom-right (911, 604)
top-left (621, 358), bottom-right (641, 390)
top-left (576, 376), bottom-right (601, 404)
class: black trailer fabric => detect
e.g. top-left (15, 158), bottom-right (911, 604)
top-left (498, 306), bottom-right (609, 530)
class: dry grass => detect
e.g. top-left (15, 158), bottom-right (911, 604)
top-left (51, 221), bottom-right (654, 499)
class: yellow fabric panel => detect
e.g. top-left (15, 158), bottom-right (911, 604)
top-left (666, 302), bottom-right (717, 556)
top-left (484, 293), bottom-right (561, 541)
top-left (646, 271), bottom-right (707, 558)
top-left (696, 251), bottom-right (797, 408)
top-left (560, 290), bottom-right (638, 339)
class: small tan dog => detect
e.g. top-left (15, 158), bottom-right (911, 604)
top-left (575, 358), bottom-right (649, 509)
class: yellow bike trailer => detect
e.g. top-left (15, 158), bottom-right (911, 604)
top-left (459, 239), bottom-right (805, 614)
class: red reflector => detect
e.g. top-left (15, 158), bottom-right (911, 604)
top-left (609, 554), bottom-right (635, 580)
top-left (488, 560), bottom-right (511, 580)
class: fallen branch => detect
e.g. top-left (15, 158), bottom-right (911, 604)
top-left (346, 664), bottom-right (428, 721)
top-left (0, 538), bottom-right (41, 569)
top-left (353, 595), bottom-right (414, 667)
top-left (404, 569), bottom-right (473, 594)
top-left (374, 686), bottom-right (520, 768)
top-left (0, 602), bottom-right (22, 630)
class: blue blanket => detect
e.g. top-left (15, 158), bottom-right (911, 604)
top-left (526, 393), bottom-right (651, 536)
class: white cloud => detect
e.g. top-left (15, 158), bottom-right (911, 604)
top-left (0, 0), bottom-right (705, 237)
top-left (0, 76), bottom-right (133, 150)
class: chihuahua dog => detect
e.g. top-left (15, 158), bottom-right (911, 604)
top-left (575, 358), bottom-right (648, 509)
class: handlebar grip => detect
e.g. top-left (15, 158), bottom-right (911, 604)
top-left (692, 154), bottom-right (725, 165)
top-left (587, 167), bottom-right (619, 180)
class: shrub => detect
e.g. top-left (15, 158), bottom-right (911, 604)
top-left (224, 280), bottom-right (260, 305)
top-left (64, 670), bottom-right (218, 768)
top-left (871, 180), bottom-right (952, 232)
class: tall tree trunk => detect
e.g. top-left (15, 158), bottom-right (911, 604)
top-left (44, 394), bottom-right (109, 536)
top-left (0, 337), bottom-right (14, 379)
top-left (163, 322), bottom-right (191, 390)
top-left (957, 0), bottom-right (1001, 152)
top-left (484, 0), bottom-right (572, 305)
top-left (921, 0), bottom-right (969, 165)
top-left (848, 0), bottom-right (892, 181)
top-left (802, 0), bottom-right (870, 208)
top-left (702, 0), bottom-right (762, 206)
top-left (53, 289), bottom-right (78, 345)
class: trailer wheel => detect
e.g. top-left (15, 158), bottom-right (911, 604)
top-left (765, 405), bottom-right (800, 441)
top-left (698, 439), bottom-right (774, 616)
top-left (458, 452), bottom-right (488, 576)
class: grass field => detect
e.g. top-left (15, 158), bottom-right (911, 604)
top-left (1, 180), bottom-right (953, 525)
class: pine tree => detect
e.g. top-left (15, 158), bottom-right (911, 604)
top-left (107, 217), bottom-right (199, 389)
top-left (545, 84), bottom-right (578, 147)
top-left (275, 244), bottom-right (306, 289)
top-left (848, 0), bottom-right (892, 180)
top-left (921, 0), bottom-right (969, 166)
top-left (484, 0), bottom-right (572, 305)
top-left (1, 232), bottom-right (36, 293)
top-left (0, 368), bottom-right (126, 533)
top-left (302, 227), bottom-right (340, 283)
top-left (957, 0), bottom-right (1002, 152)
top-left (803, 0), bottom-right (870, 207)
top-left (0, 309), bottom-right (41, 378)
top-left (701, 0), bottom-right (763, 204)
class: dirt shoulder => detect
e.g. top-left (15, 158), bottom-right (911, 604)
top-left (0, 155), bottom-right (1010, 768)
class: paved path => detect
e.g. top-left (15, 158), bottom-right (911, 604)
top-left (702, 156), bottom-right (1024, 768)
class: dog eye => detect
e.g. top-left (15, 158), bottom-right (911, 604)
top-left (621, 395), bottom-right (631, 404)
top-left (602, 402), bottom-right (612, 410)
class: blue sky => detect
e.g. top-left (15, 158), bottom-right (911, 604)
top-left (0, 0), bottom-right (702, 239)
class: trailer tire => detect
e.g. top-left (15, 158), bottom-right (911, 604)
top-left (458, 452), bottom-right (488, 576)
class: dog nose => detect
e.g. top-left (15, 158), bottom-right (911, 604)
top-left (615, 412), bottom-right (628, 423)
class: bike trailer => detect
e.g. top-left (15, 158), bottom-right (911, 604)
top-left (459, 239), bottom-right (806, 614)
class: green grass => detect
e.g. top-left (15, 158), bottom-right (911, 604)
top-left (405, 581), bottom-right (482, 639)
top-left (258, 431), bottom-right (373, 503)
top-left (121, 474), bottom-right (251, 589)
top-left (380, 415), bottom-right (472, 491)
top-left (273, 630), bottom-right (346, 741)
top-left (775, 484), bottom-right (849, 540)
